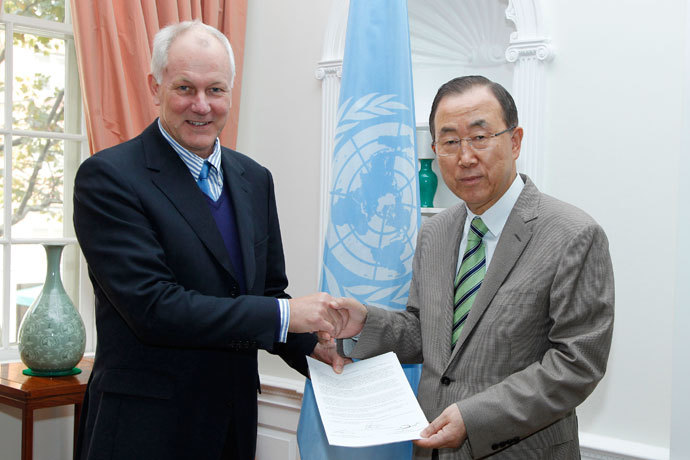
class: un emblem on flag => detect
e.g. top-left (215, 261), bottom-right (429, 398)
top-left (323, 93), bottom-right (418, 310)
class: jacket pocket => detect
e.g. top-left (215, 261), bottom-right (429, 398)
top-left (98, 368), bottom-right (174, 399)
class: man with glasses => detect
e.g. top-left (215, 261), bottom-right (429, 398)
top-left (334, 76), bottom-right (614, 459)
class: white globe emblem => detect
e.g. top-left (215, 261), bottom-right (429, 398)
top-left (326, 120), bottom-right (418, 284)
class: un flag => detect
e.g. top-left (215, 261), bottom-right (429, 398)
top-left (297, 0), bottom-right (421, 458)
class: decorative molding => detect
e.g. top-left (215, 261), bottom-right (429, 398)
top-left (315, 0), bottom-right (350, 285)
top-left (505, 0), bottom-right (546, 40)
top-left (504, 0), bottom-right (554, 185)
top-left (408, 0), bottom-right (513, 69)
top-left (315, 60), bottom-right (341, 286)
top-left (260, 375), bottom-right (304, 401)
top-left (257, 376), bottom-right (304, 460)
top-left (320, 0), bottom-right (349, 63)
top-left (314, 60), bottom-right (342, 81)
top-left (505, 38), bottom-right (554, 63)
top-left (580, 433), bottom-right (669, 460)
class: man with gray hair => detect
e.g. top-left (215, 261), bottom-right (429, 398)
top-left (73, 21), bottom-right (346, 460)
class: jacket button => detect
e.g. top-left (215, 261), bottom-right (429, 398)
top-left (440, 376), bottom-right (451, 385)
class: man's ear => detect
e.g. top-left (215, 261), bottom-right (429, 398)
top-left (148, 74), bottom-right (161, 106)
top-left (511, 126), bottom-right (523, 161)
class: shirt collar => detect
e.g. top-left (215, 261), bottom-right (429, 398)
top-left (157, 118), bottom-right (222, 179)
top-left (466, 173), bottom-right (524, 239)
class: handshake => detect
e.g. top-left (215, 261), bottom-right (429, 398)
top-left (287, 292), bottom-right (467, 449)
top-left (287, 292), bottom-right (367, 374)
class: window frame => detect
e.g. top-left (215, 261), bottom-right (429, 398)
top-left (0, 5), bottom-right (93, 362)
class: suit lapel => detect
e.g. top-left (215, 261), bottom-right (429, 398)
top-left (447, 176), bottom-right (539, 364)
top-left (142, 122), bottom-right (238, 280)
top-left (221, 149), bottom-right (257, 292)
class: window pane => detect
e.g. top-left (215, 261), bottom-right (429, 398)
top-left (3, 1), bottom-right (65, 23)
top-left (12, 244), bottom-right (47, 344)
top-left (0, 137), bottom-right (4, 231)
top-left (11, 136), bottom-right (66, 238)
top-left (0, 26), bottom-right (5, 128)
top-left (0, 246), bottom-right (3, 345)
top-left (12, 32), bottom-right (65, 132)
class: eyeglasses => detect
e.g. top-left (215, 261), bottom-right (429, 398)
top-left (433, 126), bottom-right (516, 157)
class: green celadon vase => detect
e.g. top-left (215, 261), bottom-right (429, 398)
top-left (18, 244), bottom-right (86, 376)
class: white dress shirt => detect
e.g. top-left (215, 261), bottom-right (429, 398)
top-left (456, 174), bottom-right (525, 273)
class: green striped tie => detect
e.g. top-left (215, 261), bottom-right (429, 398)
top-left (452, 217), bottom-right (488, 348)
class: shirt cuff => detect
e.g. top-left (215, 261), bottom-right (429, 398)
top-left (276, 298), bottom-right (290, 343)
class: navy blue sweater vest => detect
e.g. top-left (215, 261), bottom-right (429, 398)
top-left (204, 185), bottom-right (246, 294)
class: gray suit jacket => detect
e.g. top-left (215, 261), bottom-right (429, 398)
top-left (350, 175), bottom-right (614, 459)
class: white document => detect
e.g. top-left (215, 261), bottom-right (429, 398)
top-left (306, 351), bottom-right (429, 447)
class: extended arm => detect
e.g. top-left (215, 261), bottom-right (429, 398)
top-left (74, 154), bottom-right (339, 353)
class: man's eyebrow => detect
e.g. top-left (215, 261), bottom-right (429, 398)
top-left (170, 78), bottom-right (228, 88)
top-left (439, 126), bottom-right (457, 135)
top-left (469, 119), bottom-right (489, 129)
top-left (438, 120), bottom-right (488, 137)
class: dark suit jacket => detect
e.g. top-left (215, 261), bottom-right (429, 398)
top-left (351, 176), bottom-right (614, 459)
top-left (73, 121), bottom-right (316, 460)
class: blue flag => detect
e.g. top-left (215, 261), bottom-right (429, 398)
top-left (297, 1), bottom-right (421, 458)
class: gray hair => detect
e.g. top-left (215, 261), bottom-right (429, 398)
top-left (151, 20), bottom-right (236, 87)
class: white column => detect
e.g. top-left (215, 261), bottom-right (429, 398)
top-left (315, 0), bottom-right (349, 288)
top-left (504, 0), bottom-right (553, 186)
top-left (505, 39), bottom-right (553, 185)
top-left (315, 61), bottom-right (342, 286)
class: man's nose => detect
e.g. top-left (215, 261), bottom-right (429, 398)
top-left (191, 93), bottom-right (211, 114)
top-left (457, 142), bottom-right (477, 167)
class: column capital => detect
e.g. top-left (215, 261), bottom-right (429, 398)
top-left (315, 60), bottom-right (343, 80)
top-left (506, 38), bottom-right (554, 63)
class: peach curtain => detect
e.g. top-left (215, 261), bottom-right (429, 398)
top-left (70, 0), bottom-right (247, 154)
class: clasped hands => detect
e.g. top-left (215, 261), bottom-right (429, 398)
top-left (288, 293), bottom-right (467, 449)
top-left (288, 293), bottom-right (366, 374)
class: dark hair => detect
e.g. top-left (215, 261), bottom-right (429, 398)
top-left (428, 76), bottom-right (518, 141)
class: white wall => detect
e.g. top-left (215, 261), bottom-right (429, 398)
top-left (237, 0), bottom-right (335, 381)
top-left (243, 0), bottom-right (690, 456)
top-left (541, 0), bottom-right (685, 451)
top-left (0, 404), bottom-right (74, 459)
top-left (671, 3), bottom-right (690, 458)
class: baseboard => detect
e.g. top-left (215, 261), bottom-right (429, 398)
top-left (257, 376), bottom-right (305, 460)
top-left (580, 433), bottom-right (669, 460)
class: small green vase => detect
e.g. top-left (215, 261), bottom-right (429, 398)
top-left (18, 244), bottom-right (86, 376)
top-left (419, 159), bottom-right (438, 208)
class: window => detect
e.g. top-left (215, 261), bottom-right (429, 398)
top-left (0, 1), bottom-right (90, 360)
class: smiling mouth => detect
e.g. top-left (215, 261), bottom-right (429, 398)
top-left (187, 121), bottom-right (211, 127)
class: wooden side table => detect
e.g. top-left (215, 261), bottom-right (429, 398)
top-left (0, 357), bottom-right (93, 460)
